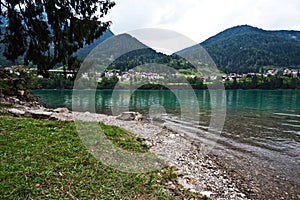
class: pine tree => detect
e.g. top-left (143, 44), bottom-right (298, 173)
top-left (0, 0), bottom-right (115, 77)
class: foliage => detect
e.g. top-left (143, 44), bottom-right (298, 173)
top-left (187, 77), bottom-right (207, 90)
top-left (99, 122), bottom-right (149, 153)
top-left (178, 68), bottom-right (201, 76)
top-left (33, 75), bottom-right (74, 89)
top-left (138, 83), bottom-right (169, 90)
top-left (202, 25), bottom-right (300, 73)
top-left (75, 25), bottom-right (300, 75)
top-left (224, 75), bottom-right (300, 89)
top-left (0, 116), bottom-right (205, 199)
top-left (32, 75), bottom-right (120, 90)
top-left (82, 34), bottom-right (195, 72)
top-left (109, 49), bottom-right (195, 72)
top-left (97, 76), bottom-right (119, 89)
top-left (0, 66), bottom-right (39, 96)
top-left (0, 0), bottom-right (115, 77)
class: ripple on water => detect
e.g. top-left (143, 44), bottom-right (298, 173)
top-left (274, 113), bottom-right (300, 118)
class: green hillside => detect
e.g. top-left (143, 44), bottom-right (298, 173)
top-left (272, 30), bottom-right (300, 42)
top-left (201, 25), bottom-right (300, 73)
top-left (92, 33), bottom-right (194, 72)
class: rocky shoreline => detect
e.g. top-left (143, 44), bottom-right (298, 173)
top-left (1, 96), bottom-right (250, 200)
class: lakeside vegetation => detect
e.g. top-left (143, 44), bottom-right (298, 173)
top-left (0, 115), bottom-right (206, 199)
top-left (223, 74), bottom-right (300, 89)
top-left (23, 73), bottom-right (300, 90)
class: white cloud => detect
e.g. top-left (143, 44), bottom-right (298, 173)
top-left (104, 0), bottom-right (300, 42)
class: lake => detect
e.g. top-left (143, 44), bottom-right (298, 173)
top-left (33, 89), bottom-right (300, 199)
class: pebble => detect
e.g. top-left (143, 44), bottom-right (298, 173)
top-left (201, 191), bottom-right (213, 197)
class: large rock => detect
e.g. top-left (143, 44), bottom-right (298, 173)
top-left (135, 112), bottom-right (143, 121)
top-left (116, 112), bottom-right (143, 121)
top-left (11, 97), bottom-right (20, 105)
top-left (24, 110), bottom-right (53, 119)
top-left (8, 108), bottom-right (25, 117)
top-left (53, 107), bottom-right (70, 113)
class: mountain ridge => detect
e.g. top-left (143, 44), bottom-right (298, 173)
top-left (202, 25), bottom-right (300, 44)
top-left (200, 25), bottom-right (300, 73)
top-left (1, 24), bottom-right (300, 74)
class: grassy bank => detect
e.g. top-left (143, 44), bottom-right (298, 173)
top-left (0, 115), bottom-right (206, 199)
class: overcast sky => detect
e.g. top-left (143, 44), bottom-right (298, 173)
top-left (104, 0), bottom-right (300, 43)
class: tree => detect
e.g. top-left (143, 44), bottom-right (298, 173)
top-left (0, 0), bottom-right (115, 77)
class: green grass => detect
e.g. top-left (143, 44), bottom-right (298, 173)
top-left (0, 116), bottom-right (206, 199)
top-left (99, 122), bottom-right (149, 153)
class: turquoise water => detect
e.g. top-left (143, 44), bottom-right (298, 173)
top-left (33, 89), bottom-right (300, 198)
top-left (33, 90), bottom-right (300, 114)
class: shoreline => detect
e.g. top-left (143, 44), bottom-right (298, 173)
top-left (1, 95), bottom-right (250, 200)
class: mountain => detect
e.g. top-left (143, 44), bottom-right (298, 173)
top-left (2, 23), bottom-right (300, 74)
top-left (201, 25), bottom-right (300, 73)
top-left (272, 30), bottom-right (300, 42)
top-left (74, 30), bottom-right (114, 60)
top-left (92, 33), bottom-right (192, 72)
top-left (84, 33), bottom-right (156, 70)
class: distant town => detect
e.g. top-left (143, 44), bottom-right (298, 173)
top-left (2, 66), bottom-right (300, 84)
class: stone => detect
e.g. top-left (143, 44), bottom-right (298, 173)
top-left (152, 117), bottom-right (165, 123)
top-left (8, 108), bottom-right (25, 117)
top-left (24, 110), bottom-right (53, 119)
top-left (145, 140), bottom-right (153, 147)
top-left (117, 112), bottom-right (143, 121)
top-left (134, 112), bottom-right (143, 121)
top-left (18, 90), bottom-right (25, 96)
top-left (117, 112), bottom-right (134, 121)
top-left (239, 193), bottom-right (246, 198)
top-left (53, 107), bottom-right (70, 113)
top-left (189, 189), bottom-right (197, 193)
top-left (201, 191), bottom-right (213, 197)
top-left (167, 181), bottom-right (176, 190)
top-left (176, 170), bottom-right (185, 177)
top-left (12, 97), bottom-right (20, 105)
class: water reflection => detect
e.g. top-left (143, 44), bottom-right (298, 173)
top-left (33, 90), bottom-right (300, 115)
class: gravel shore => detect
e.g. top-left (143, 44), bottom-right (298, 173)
top-left (73, 112), bottom-right (249, 200)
